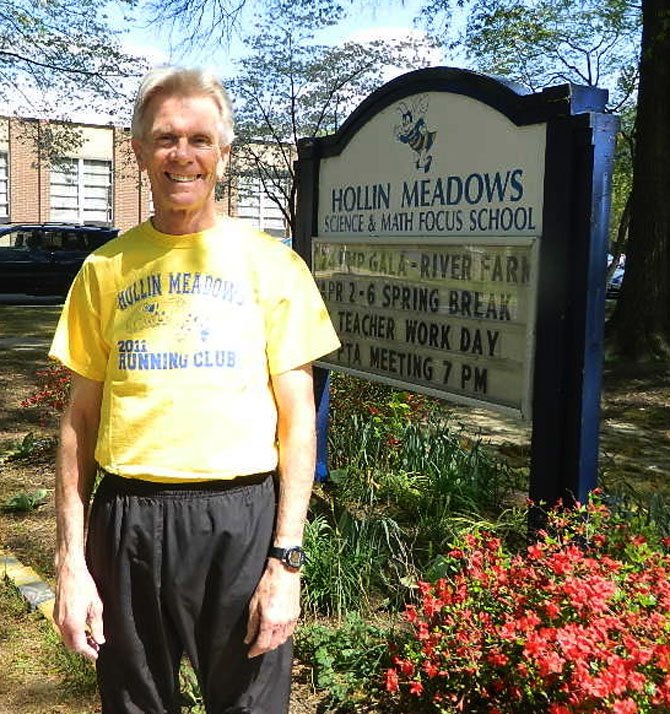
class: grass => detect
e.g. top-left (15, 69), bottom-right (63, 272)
top-left (0, 579), bottom-right (99, 714)
top-left (0, 304), bottom-right (61, 339)
top-left (303, 509), bottom-right (412, 617)
top-left (0, 351), bottom-right (56, 441)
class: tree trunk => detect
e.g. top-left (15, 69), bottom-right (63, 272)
top-left (607, 0), bottom-right (670, 360)
top-left (608, 190), bottom-right (631, 282)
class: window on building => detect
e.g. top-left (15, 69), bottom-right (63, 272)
top-left (50, 158), bottom-right (112, 225)
top-left (235, 174), bottom-right (290, 239)
top-left (0, 152), bottom-right (8, 221)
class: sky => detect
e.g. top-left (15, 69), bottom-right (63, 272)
top-left (99, 0), bottom-right (450, 125)
top-left (8, 0), bottom-right (452, 125)
top-left (119, 0), bottom-right (435, 68)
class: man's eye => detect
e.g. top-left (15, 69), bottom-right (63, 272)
top-left (192, 136), bottom-right (214, 147)
top-left (156, 135), bottom-right (176, 146)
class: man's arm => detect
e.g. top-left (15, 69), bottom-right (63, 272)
top-left (245, 363), bottom-right (316, 658)
top-left (54, 371), bottom-right (105, 661)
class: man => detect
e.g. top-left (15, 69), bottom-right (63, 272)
top-left (50, 67), bottom-right (340, 714)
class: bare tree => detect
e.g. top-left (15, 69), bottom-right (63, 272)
top-left (142, 0), bottom-right (357, 53)
top-left (224, 0), bottom-right (437, 236)
top-left (1, 0), bottom-right (146, 121)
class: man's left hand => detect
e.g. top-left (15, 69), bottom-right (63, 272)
top-left (244, 558), bottom-right (301, 658)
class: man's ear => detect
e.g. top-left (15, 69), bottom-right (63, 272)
top-left (131, 138), bottom-right (146, 171)
top-left (217, 145), bottom-right (231, 180)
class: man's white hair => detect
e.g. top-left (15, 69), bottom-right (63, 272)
top-left (131, 66), bottom-right (235, 147)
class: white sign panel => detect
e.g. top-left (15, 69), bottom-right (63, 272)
top-left (314, 238), bottom-right (538, 417)
top-left (315, 91), bottom-right (546, 418)
top-left (318, 93), bottom-right (546, 240)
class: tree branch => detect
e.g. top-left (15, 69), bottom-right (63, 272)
top-left (0, 50), bottom-right (140, 80)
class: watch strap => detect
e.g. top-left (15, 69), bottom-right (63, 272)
top-left (268, 545), bottom-right (306, 569)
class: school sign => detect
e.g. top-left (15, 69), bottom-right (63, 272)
top-left (294, 68), bottom-right (617, 505)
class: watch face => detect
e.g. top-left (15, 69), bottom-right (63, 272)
top-left (285, 547), bottom-right (305, 568)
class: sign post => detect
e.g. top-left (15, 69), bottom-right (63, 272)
top-left (295, 67), bottom-right (617, 506)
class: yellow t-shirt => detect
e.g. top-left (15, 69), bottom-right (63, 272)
top-left (49, 217), bottom-right (340, 482)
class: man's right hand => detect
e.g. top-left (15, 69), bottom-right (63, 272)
top-left (54, 561), bottom-right (105, 661)
top-left (53, 372), bottom-right (104, 661)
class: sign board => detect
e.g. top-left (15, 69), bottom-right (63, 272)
top-left (295, 68), bottom-right (617, 506)
top-left (313, 238), bottom-right (537, 416)
top-left (310, 91), bottom-right (546, 418)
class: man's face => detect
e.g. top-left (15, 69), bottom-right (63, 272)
top-left (132, 93), bottom-right (229, 231)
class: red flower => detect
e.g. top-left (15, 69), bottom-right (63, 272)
top-left (408, 680), bottom-right (423, 696)
top-left (418, 581), bottom-right (432, 596)
top-left (385, 668), bottom-right (399, 693)
top-left (383, 492), bottom-right (670, 713)
top-left (536, 650), bottom-right (564, 678)
top-left (422, 594), bottom-right (443, 618)
top-left (544, 601), bottom-right (561, 619)
top-left (486, 650), bottom-right (509, 668)
top-left (612, 698), bottom-right (638, 714)
top-left (592, 534), bottom-right (607, 548)
top-left (393, 657), bottom-right (414, 677)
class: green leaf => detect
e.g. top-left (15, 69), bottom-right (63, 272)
top-left (328, 468), bottom-right (349, 485)
top-left (1, 488), bottom-right (49, 513)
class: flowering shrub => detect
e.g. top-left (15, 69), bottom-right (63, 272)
top-left (329, 373), bottom-right (433, 445)
top-left (385, 496), bottom-right (670, 713)
top-left (20, 364), bottom-right (71, 418)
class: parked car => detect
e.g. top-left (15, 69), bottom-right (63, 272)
top-left (606, 253), bottom-right (626, 299)
top-left (0, 223), bottom-right (118, 297)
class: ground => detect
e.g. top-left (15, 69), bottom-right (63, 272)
top-left (1, 304), bottom-right (669, 713)
top-left (446, 362), bottom-right (670, 498)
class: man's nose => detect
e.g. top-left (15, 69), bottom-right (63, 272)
top-left (171, 138), bottom-right (193, 161)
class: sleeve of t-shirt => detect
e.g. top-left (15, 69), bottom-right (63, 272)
top-left (48, 259), bottom-right (110, 382)
top-left (264, 250), bottom-right (340, 375)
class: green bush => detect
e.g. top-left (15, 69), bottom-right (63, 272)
top-left (302, 510), bottom-right (413, 616)
top-left (0, 432), bottom-right (56, 464)
top-left (295, 613), bottom-right (392, 711)
top-left (1, 488), bottom-right (49, 513)
top-left (322, 374), bottom-right (525, 581)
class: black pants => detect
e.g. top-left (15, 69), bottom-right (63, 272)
top-left (86, 472), bottom-right (292, 714)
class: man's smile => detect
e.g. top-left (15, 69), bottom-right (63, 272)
top-left (166, 173), bottom-right (202, 182)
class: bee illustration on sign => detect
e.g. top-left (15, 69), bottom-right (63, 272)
top-left (394, 95), bottom-right (437, 173)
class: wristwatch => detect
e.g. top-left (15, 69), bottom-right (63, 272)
top-left (268, 545), bottom-right (306, 570)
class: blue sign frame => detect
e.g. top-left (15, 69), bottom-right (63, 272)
top-left (295, 67), bottom-right (618, 508)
